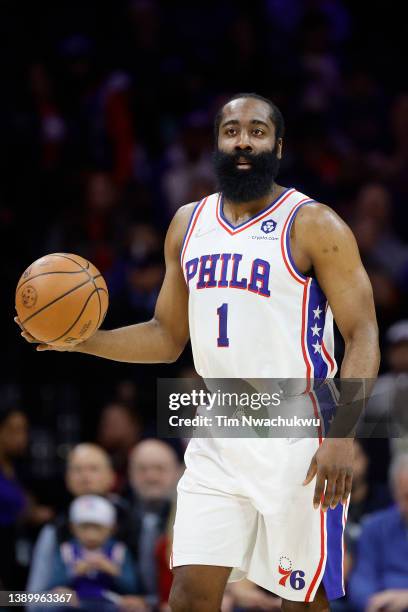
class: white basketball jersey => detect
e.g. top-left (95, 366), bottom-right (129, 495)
top-left (180, 188), bottom-right (337, 381)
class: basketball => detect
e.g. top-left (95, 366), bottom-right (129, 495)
top-left (15, 253), bottom-right (109, 347)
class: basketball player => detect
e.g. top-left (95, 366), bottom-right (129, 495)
top-left (17, 93), bottom-right (380, 611)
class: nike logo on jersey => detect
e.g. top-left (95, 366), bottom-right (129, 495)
top-left (195, 227), bottom-right (216, 238)
top-left (185, 252), bottom-right (270, 297)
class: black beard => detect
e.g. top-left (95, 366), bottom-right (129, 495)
top-left (212, 147), bottom-right (281, 203)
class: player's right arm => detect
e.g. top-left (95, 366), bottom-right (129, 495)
top-left (15, 204), bottom-right (196, 363)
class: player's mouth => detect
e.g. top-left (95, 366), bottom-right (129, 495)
top-left (236, 158), bottom-right (252, 170)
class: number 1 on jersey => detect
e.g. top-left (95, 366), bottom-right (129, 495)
top-left (217, 303), bottom-right (229, 347)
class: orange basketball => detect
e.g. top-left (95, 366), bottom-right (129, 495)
top-left (15, 253), bottom-right (109, 347)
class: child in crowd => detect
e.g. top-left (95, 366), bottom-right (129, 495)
top-left (48, 495), bottom-right (138, 610)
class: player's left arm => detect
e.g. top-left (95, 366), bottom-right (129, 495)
top-left (295, 203), bottom-right (380, 511)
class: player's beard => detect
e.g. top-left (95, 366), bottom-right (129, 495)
top-left (212, 146), bottom-right (281, 203)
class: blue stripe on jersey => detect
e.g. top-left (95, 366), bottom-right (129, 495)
top-left (284, 200), bottom-right (315, 281)
top-left (323, 504), bottom-right (345, 600)
top-left (219, 187), bottom-right (293, 230)
top-left (307, 279), bottom-right (329, 379)
top-left (313, 380), bottom-right (345, 600)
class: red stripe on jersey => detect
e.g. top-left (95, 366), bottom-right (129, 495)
top-left (305, 508), bottom-right (326, 602)
top-left (321, 340), bottom-right (335, 374)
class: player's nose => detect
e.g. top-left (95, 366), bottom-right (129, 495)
top-left (235, 139), bottom-right (252, 151)
top-left (235, 130), bottom-right (252, 150)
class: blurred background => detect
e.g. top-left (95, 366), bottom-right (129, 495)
top-left (1, 0), bottom-right (408, 610)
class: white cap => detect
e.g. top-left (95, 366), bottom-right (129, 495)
top-left (69, 495), bottom-right (116, 527)
top-left (386, 320), bottom-right (408, 345)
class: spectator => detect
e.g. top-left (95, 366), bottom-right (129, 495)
top-left (0, 404), bottom-right (28, 588)
top-left (97, 403), bottom-right (142, 492)
top-left (161, 113), bottom-right (216, 215)
top-left (348, 453), bottom-right (408, 611)
top-left (106, 223), bottom-right (165, 324)
top-left (27, 443), bottom-right (129, 596)
top-left (363, 320), bottom-right (408, 449)
top-left (0, 402), bottom-right (54, 590)
top-left (125, 439), bottom-right (182, 608)
top-left (48, 171), bottom-right (122, 274)
top-left (47, 495), bottom-right (138, 611)
top-left (346, 440), bottom-right (392, 550)
top-left (368, 94), bottom-right (408, 202)
top-left (351, 183), bottom-right (408, 286)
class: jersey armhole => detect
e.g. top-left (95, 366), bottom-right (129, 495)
top-left (179, 196), bottom-right (210, 268)
top-left (282, 199), bottom-right (316, 283)
top-left (179, 200), bottom-right (201, 262)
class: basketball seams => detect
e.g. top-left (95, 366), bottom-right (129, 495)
top-left (18, 253), bottom-right (91, 293)
top-left (94, 286), bottom-right (102, 329)
top-left (97, 288), bottom-right (109, 326)
top-left (17, 270), bottom-right (88, 291)
top-left (52, 254), bottom-right (104, 330)
top-left (20, 278), bottom-right (92, 325)
top-left (88, 275), bottom-right (103, 328)
top-left (45, 287), bottom-right (101, 344)
top-left (51, 253), bottom-right (90, 270)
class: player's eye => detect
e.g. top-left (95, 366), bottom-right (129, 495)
top-left (253, 128), bottom-right (264, 136)
top-left (226, 128), bottom-right (237, 136)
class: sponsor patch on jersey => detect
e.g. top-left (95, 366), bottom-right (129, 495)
top-left (261, 219), bottom-right (277, 233)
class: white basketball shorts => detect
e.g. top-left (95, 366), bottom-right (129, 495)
top-left (171, 435), bottom-right (348, 602)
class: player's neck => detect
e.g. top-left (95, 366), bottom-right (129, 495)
top-left (223, 183), bottom-right (285, 224)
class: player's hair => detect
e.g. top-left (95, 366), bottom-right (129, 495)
top-left (214, 92), bottom-right (285, 141)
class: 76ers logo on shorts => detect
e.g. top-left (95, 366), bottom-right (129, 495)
top-left (278, 556), bottom-right (306, 590)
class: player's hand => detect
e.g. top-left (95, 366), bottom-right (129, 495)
top-left (14, 316), bottom-right (78, 351)
top-left (367, 589), bottom-right (408, 612)
top-left (86, 552), bottom-right (119, 575)
top-left (303, 438), bottom-right (353, 511)
top-left (72, 559), bottom-right (91, 575)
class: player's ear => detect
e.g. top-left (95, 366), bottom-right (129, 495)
top-left (276, 138), bottom-right (283, 159)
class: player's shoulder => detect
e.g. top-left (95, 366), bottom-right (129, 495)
top-left (173, 201), bottom-right (199, 227)
top-left (170, 200), bottom-right (199, 238)
top-left (165, 199), bottom-right (203, 256)
top-left (169, 193), bottom-right (216, 243)
top-left (293, 197), bottom-right (351, 239)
